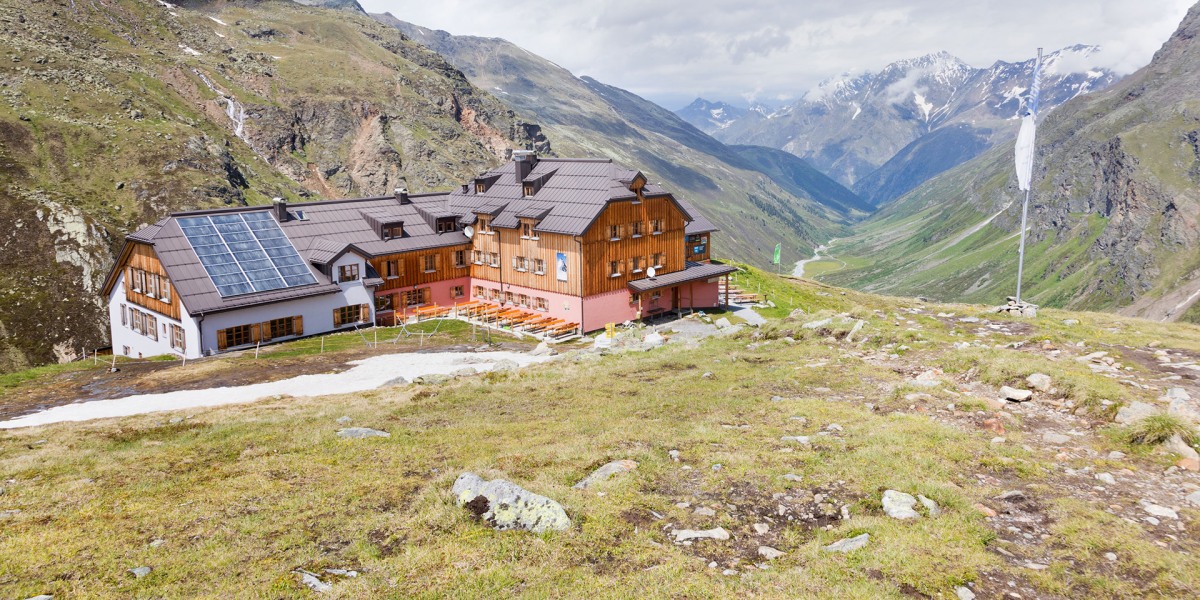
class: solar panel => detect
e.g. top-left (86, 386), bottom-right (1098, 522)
top-left (178, 212), bottom-right (318, 297)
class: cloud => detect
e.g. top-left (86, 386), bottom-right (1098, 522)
top-left (358, 0), bottom-right (1192, 109)
top-left (884, 69), bottom-right (926, 105)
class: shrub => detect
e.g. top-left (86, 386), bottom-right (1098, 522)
top-left (1125, 414), bottom-right (1197, 446)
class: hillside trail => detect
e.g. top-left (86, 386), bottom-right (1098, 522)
top-left (839, 308), bottom-right (1200, 596)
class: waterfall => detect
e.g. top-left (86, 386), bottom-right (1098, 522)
top-left (192, 69), bottom-right (250, 146)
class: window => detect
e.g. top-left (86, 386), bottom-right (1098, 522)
top-left (262, 316), bottom-right (299, 341)
top-left (521, 222), bottom-right (537, 239)
top-left (489, 252), bottom-right (500, 268)
top-left (475, 182), bottom-right (486, 193)
top-left (651, 291), bottom-right (662, 301)
top-left (513, 256), bottom-right (528, 272)
top-left (652, 252), bottom-right (665, 269)
top-left (478, 217), bottom-right (492, 234)
top-left (523, 184), bottom-right (534, 197)
top-left (454, 250), bottom-right (466, 268)
top-left (437, 218), bottom-right (458, 233)
top-left (376, 294), bottom-right (394, 312)
top-left (651, 219), bottom-right (663, 234)
top-left (423, 254), bottom-right (438, 273)
top-left (120, 304), bottom-right (127, 326)
top-left (489, 288), bottom-right (501, 302)
top-left (632, 256), bottom-right (645, 273)
top-left (631, 293), bottom-right (641, 303)
top-left (147, 272), bottom-right (158, 298)
top-left (452, 285), bottom-right (464, 298)
top-left (473, 250), bottom-right (484, 265)
top-left (383, 223), bottom-right (404, 239)
top-left (333, 304), bottom-right (369, 327)
top-left (505, 291), bottom-right (515, 305)
top-left (535, 297), bottom-right (548, 311)
top-left (518, 294), bottom-right (529, 307)
top-left (610, 260), bottom-right (622, 277)
top-left (533, 258), bottom-right (546, 275)
top-left (401, 288), bottom-right (430, 307)
top-left (384, 259), bottom-right (401, 279)
top-left (474, 285), bottom-right (486, 299)
top-left (161, 278), bottom-right (171, 304)
top-left (338, 264), bottom-right (360, 283)
top-left (609, 224), bottom-right (621, 240)
top-left (223, 323), bottom-right (253, 348)
top-left (631, 221), bottom-right (644, 237)
top-left (128, 307), bottom-right (158, 341)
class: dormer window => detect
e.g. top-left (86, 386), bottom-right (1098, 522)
top-left (338, 264), bottom-right (360, 283)
top-left (436, 218), bottom-right (458, 234)
top-left (383, 223), bottom-right (404, 240)
top-left (475, 183), bottom-right (486, 193)
top-left (523, 184), bottom-right (534, 197)
top-left (521, 222), bottom-right (538, 239)
top-left (477, 217), bottom-right (492, 234)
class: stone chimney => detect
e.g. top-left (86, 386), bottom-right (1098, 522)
top-left (272, 197), bottom-right (288, 222)
top-left (513, 149), bottom-right (537, 182)
top-left (394, 187), bottom-right (410, 205)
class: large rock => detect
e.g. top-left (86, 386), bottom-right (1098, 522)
top-left (672, 527), bottom-right (730, 542)
top-left (999, 386), bottom-right (1033, 402)
top-left (1115, 401), bottom-right (1160, 424)
top-left (573, 460), bottom-right (638, 489)
top-left (529, 342), bottom-right (557, 357)
top-left (452, 472), bottom-right (570, 533)
top-left (336, 427), bottom-right (389, 439)
top-left (882, 490), bottom-right (920, 519)
top-left (1166, 389), bottom-right (1200, 424)
top-left (823, 533), bottom-right (870, 553)
top-left (1025, 373), bottom-right (1052, 392)
top-left (1164, 434), bottom-right (1200, 462)
top-left (642, 332), bottom-right (666, 349)
top-left (490, 359), bottom-right (519, 372)
top-left (714, 317), bottom-right (732, 329)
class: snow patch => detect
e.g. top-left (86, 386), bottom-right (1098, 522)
top-left (0, 351), bottom-right (553, 429)
top-left (851, 103), bottom-right (862, 120)
top-left (179, 45), bottom-right (202, 56)
top-left (913, 92), bottom-right (934, 122)
top-left (208, 16), bottom-right (228, 26)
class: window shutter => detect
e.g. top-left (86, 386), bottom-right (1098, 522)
top-left (251, 323), bottom-right (261, 343)
top-left (260, 321), bottom-right (273, 342)
top-left (360, 304), bottom-right (370, 322)
top-left (125, 267), bottom-right (132, 293)
top-left (217, 328), bottom-right (228, 350)
top-left (436, 254), bottom-right (442, 269)
top-left (333, 307), bottom-right (342, 327)
top-left (294, 315), bottom-right (304, 336)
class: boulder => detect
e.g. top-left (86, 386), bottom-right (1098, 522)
top-left (294, 569), bottom-right (332, 593)
top-left (823, 533), bottom-right (870, 553)
top-left (451, 367), bottom-right (478, 377)
top-left (1042, 432), bottom-right (1071, 445)
top-left (1166, 391), bottom-right (1200, 424)
top-left (573, 460), bottom-right (638, 489)
top-left (882, 490), bottom-right (920, 519)
top-left (956, 587), bottom-right (976, 600)
top-left (714, 317), bottom-right (732, 329)
top-left (1164, 434), bottom-right (1200, 462)
top-left (1000, 386), bottom-right (1033, 402)
top-left (1186, 491), bottom-right (1200, 507)
top-left (415, 373), bottom-right (452, 385)
top-left (1114, 401), bottom-right (1159, 425)
top-left (382, 375), bottom-right (408, 386)
top-left (757, 546), bottom-right (785, 560)
top-left (918, 494), bottom-right (941, 517)
top-left (529, 342), bottom-right (557, 357)
top-left (672, 527), bottom-right (730, 542)
top-left (129, 566), bottom-right (151, 579)
top-left (490, 359), bottom-right (519, 372)
top-left (643, 332), bottom-right (666, 349)
top-left (336, 427), bottom-right (389, 439)
top-left (1140, 501), bottom-right (1178, 520)
top-left (452, 472), bottom-right (570, 533)
top-left (780, 436), bottom-right (811, 445)
top-left (802, 318), bottom-right (832, 330)
top-left (1025, 373), bottom-right (1052, 392)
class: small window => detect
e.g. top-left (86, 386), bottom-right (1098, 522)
top-left (264, 317), bottom-right (296, 340)
top-left (423, 254), bottom-right (437, 273)
top-left (338, 264), bottom-right (360, 283)
top-left (631, 293), bottom-right (640, 303)
top-left (609, 260), bottom-right (621, 277)
top-left (474, 285), bottom-right (486, 299)
top-left (475, 182), bottom-right (486, 193)
top-left (651, 291), bottom-right (662, 301)
top-left (631, 221), bottom-right (644, 237)
top-left (489, 252), bottom-right (500, 268)
top-left (522, 222), bottom-right (536, 239)
top-left (473, 250), bottom-right (484, 265)
top-left (478, 218), bottom-right (492, 234)
top-left (651, 219), bottom-right (663, 234)
top-left (489, 288), bottom-right (501, 302)
top-left (534, 258), bottom-right (545, 275)
top-left (632, 256), bottom-right (644, 273)
top-left (505, 291), bottom-right (515, 305)
top-left (514, 256), bottom-right (528, 272)
top-left (523, 184), bottom-right (534, 197)
top-left (120, 304), bottom-right (127, 326)
top-left (652, 252), bottom-right (665, 269)
top-left (437, 218), bottom-right (458, 234)
top-left (609, 224), bottom-right (620, 240)
top-left (161, 279), bottom-right (171, 304)
top-left (225, 323), bottom-right (253, 347)
top-left (518, 293), bottom-right (529, 307)
top-left (454, 250), bottom-right (466, 268)
top-left (383, 224), bottom-right (404, 239)
top-left (452, 285), bottom-right (465, 298)
top-left (333, 304), bottom-right (368, 327)
top-left (535, 297), bottom-right (548, 311)
top-left (376, 294), bottom-right (394, 312)
top-left (384, 259), bottom-right (400, 278)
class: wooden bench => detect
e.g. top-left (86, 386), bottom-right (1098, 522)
top-left (415, 305), bottom-right (452, 320)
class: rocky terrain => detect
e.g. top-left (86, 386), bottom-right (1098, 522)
top-left (0, 0), bottom-right (545, 372)
top-left (1, 266), bottom-right (1198, 598)
top-left (816, 3), bottom-right (1200, 325)
top-left (679, 47), bottom-right (1119, 204)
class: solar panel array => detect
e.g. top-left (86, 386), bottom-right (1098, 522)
top-left (178, 212), bottom-right (317, 298)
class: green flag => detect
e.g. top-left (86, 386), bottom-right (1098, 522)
top-left (772, 243), bottom-right (781, 265)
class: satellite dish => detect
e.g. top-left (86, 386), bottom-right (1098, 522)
top-left (647, 266), bottom-right (657, 279)
top-left (463, 226), bottom-right (475, 238)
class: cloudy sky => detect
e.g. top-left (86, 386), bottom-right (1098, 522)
top-left (357, 0), bottom-right (1193, 110)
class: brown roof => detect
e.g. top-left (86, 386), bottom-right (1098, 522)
top-left (626, 261), bottom-right (738, 293)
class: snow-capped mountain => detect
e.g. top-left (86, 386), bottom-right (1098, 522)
top-left (675, 98), bottom-right (751, 131)
top-left (678, 46), bottom-right (1120, 204)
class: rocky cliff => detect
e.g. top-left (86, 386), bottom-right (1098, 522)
top-left (0, 0), bottom-right (542, 372)
top-left (819, 3), bottom-right (1200, 323)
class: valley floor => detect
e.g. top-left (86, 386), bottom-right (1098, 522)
top-left (2, 274), bottom-right (1199, 598)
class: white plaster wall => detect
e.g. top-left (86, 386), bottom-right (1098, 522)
top-left (197, 287), bottom-right (376, 356)
top-left (107, 271), bottom-right (195, 359)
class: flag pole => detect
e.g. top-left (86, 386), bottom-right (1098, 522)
top-left (1014, 47), bottom-right (1042, 306)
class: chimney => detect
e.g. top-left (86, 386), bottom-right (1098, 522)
top-left (513, 149), bottom-right (537, 182)
top-left (394, 187), bottom-right (410, 205)
top-left (461, 183), bottom-right (469, 194)
top-left (272, 197), bottom-right (288, 222)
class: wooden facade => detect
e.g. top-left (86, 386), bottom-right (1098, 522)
top-left (122, 242), bottom-right (181, 320)
top-left (370, 244), bottom-right (472, 293)
top-left (580, 197), bottom-right (687, 297)
top-left (685, 232), bottom-right (711, 262)
top-left (473, 224), bottom-right (583, 296)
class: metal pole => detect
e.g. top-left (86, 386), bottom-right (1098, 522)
top-left (1015, 184), bottom-right (1031, 304)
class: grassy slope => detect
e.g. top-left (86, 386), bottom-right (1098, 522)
top-left (2, 272), bottom-right (1200, 598)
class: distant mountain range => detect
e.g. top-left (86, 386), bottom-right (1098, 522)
top-left (817, 4), bottom-right (1200, 323)
top-left (376, 15), bottom-right (869, 268)
top-left (678, 47), bottom-right (1120, 205)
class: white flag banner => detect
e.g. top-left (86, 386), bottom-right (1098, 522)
top-left (1014, 114), bottom-right (1036, 191)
